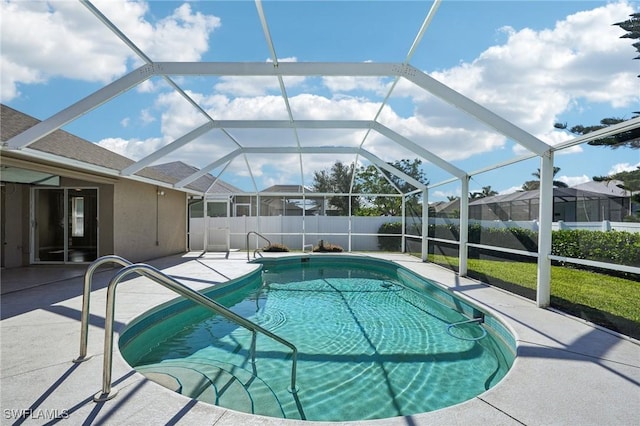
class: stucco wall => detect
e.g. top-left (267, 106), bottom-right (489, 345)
top-left (113, 180), bottom-right (186, 262)
top-left (2, 183), bottom-right (27, 267)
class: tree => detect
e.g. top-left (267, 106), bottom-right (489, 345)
top-left (470, 185), bottom-right (498, 199)
top-left (357, 158), bottom-right (429, 216)
top-left (553, 13), bottom-right (640, 149)
top-left (616, 12), bottom-right (640, 66)
top-left (554, 118), bottom-right (640, 149)
top-left (521, 167), bottom-right (568, 191)
top-left (312, 161), bottom-right (360, 215)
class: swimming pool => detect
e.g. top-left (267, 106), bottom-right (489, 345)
top-left (119, 255), bottom-right (515, 421)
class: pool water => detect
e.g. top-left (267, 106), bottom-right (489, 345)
top-left (120, 256), bottom-right (515, 421)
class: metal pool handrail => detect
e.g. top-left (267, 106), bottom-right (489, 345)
top-left (246, 231), bottom-right (271, 260)
top-left (74, 255), bottom-right (134, 363)
top-left (93, 262), bottom-right (298, 402)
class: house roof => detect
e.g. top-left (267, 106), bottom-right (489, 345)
top-left (150, 161), bottom-right (243, 194)
top-left (571, 180), bottom-right (630, 197)
top-left (260, 185), bottom-right (316, 194)
top-left (1, 104), bottom-right (236, 194)
top-left (431, 199), bottom-right (460, 213)
top-left (1, 104), bottom-right (173, 183)
top-left (468, 186), bottom-right (626, 206)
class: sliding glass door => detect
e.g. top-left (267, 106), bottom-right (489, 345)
top-left (32, 188), bottom-right (98, 263)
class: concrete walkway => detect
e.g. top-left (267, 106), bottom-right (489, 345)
top-left (1, 252), bottom-right (638, 425)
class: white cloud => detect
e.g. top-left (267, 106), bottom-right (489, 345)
top-left (213, 58), bottom-right (305, 97)
top-left (499, 186), bottom-right (523, 196)
top-left (0, 0), bottom-right (220, 101)
top-left (214, 76), bottom-right (285, 97)
top-left (397, 1), bottom-right (638, 155)
top-left (322, 76), bottom-right (390, 95)
top-left (512, 129), bottom-right (583, 156)
top-left (608, 162), bottom-right (640, 175)
top-left (557, 174), bottom-right (590, 187)
top-left (140, 109), bottom-right (156, 125)
top-left (96, 136), bottom-right (164, 160)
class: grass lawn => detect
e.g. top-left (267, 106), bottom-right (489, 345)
top-left (427, 254), bottom-right (640, 336)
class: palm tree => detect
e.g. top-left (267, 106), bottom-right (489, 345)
top-left (470, 185), bottom-right (498, 199)
top-left (522, 167), bottom-right (568, 191)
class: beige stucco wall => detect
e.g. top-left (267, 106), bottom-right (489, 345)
top-left (2, 183), bottom-right (27, 267)
top-left (0, 157), bottom-right (187, 267)
top-left (112, 180), bottom-right (187, 262)
top-left (1, 177), bottom-right (117, 267)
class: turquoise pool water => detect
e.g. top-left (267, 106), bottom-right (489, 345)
top-left (120, 255), bottom-right (515, 421)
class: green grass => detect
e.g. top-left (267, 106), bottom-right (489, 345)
top-left (427, 254), bottom-right (640, 335)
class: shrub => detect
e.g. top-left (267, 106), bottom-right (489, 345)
top-left (378, 222), bottom-right (402, 251)
top-left (313, 239), bottom-right (344, 252)
top-left (263, 243), bottom-right (289, 252)
top-left (551, 230), bottom-right (640, 267)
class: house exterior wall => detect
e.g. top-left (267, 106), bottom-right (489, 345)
top-left (1, 176), bottom-right (117, 267)
top-left (2, 183), bottom-right (27, 267)
top-left (113, 180), bottom-right (187, 262)
top-left (0, 158), bottom-right (187, 266)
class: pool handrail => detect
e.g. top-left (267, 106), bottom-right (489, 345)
top-left (73, 255), bottom-right (134, 363)
top-left (93, 262), bottom-right (299, 402)
top-left (246, 231), bottom-right (271, 260)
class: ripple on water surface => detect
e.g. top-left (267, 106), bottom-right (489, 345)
top-left (125, 263), bottom-right (514, 421)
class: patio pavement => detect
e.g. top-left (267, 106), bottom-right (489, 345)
top-left (1, 251), bottom-right (638, 425)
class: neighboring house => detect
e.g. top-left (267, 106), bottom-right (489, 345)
top-left (431, 199), bottom-right (460, 218)
top-left (467, 186), bottom-right (631, 222)
top-left (259, 185), bottom-right (324, 216)
top-left (571, 180), bottom-right (638, 217)
top-left (0, 104), bottom-right (195, 268)
top-left (430, 183), bottom-right (632, 222)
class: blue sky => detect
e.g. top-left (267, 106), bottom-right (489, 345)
top-left (2, 0), bottom-right (639, 200)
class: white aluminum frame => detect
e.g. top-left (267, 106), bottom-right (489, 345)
top-left (3, 0), bottom-right (640, 308)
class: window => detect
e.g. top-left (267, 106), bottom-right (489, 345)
top-left (71, 196), bottom-right (84, 237)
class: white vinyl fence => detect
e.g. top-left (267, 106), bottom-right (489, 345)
top-left (189, 216), bottom-right (399, 251)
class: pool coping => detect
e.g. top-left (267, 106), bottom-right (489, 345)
top-left (1, 251), bottom-right (639, 425)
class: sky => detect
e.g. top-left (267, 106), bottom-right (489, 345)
top-left (2, 0), bottom-right (639, 201)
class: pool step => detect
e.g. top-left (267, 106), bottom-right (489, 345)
top-left (137, 359), bottom-right (285, 418)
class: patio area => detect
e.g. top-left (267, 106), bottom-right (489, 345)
top-left (1, 252), bottom-right (638, 425)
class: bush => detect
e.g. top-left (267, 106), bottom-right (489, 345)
top-left (428, 224), bottom-right (639, 268)
top-left (263, 243), bottom-right (289, 252)
top-left (552, 230), bottom-right (640, 267)
top-left (313, 240), bottom-right (343, 252)
top-left (378, 222), bottom-right (402, 251)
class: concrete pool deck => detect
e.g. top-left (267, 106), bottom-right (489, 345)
top-left (1, 252), bottom-right (638, 425)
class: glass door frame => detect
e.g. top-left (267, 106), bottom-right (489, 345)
top-left (30, 186), bottom-right (99, 264)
